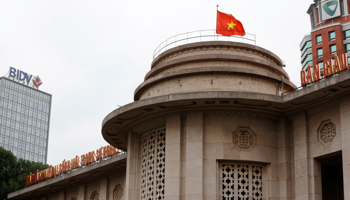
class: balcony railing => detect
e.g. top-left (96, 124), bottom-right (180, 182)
top-left (153, 29), bottom-right (256, 59)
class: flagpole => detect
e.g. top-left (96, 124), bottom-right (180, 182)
top-left (216, 4), bottom-right (219, 41)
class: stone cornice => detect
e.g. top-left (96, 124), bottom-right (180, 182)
top-left (306, 99), bottom-right (339, 115)
top-left (131, 116), bottom-right (165, 133)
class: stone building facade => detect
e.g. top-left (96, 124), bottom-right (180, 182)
top-left (9, 41), bottom-right (350, 200)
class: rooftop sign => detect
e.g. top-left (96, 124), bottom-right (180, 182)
top-left (8, 67), bottom-right (43, 88)
top-left (26, 145), bottom-right (121, 186)
top-left (300, 53), bottom-right (348, 86)
top-left (321, 0), bottom-right (341, 21)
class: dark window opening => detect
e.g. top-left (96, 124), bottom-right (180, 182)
top-left (317, 152), bottom-right (344, 200)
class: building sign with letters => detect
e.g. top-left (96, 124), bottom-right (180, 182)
top-left (26, 145), bottom-right (121, 186)
top-left (8, 67), bottom-right (43, 88)
top-left (300, 53), bottom-right (348, 86)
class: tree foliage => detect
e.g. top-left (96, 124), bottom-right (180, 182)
top-left (0, 147), bottom-right (49, 200)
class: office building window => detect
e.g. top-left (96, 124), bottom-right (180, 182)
top-left (302, 54), bottom-right (313, 68)
top-left (301, 41), bottom-right (312, 56)
top-left (344, 30), bottom-right (350, 40)
top-left (317, 48), bottom-right (323, 58)
top-left (329, 31), bottom-right (336, 41)
top-left (345, 44), bottom-right (350, 64)
top-left (345, 43), bottom-right (350, 54)
top-left (330, 44), bottom-right (337, 54)
top-left (316, 35), bottom-right (322, 44)
top-left (317, 61), bottom-right (324, 71)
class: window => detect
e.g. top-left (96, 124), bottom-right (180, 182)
top-left (301, 41), bottom-right (312, 56)
top-left (344, 30), bottom-right (350, 40)
top-left (347, 44), bottom-right (350, 64)
top-left (220, 163), bottom-right (264, 200)
top-left (302, 54), bottom-right (313, 68)
top-left (330, 44), bottom-right (337, 54)
top-left (317, 48), bottom-right (323, 58)
top-left (329, 31), bottom-right (336, 41)
top-left (318, 61), bottom-right (324, 71)
top-left (345, 43), bottom-right (350, 53)
top-left (316, 35), bottom-right (322, 44)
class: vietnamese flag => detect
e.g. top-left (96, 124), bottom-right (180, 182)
top-left (216, 10), bottom-right (245, 36)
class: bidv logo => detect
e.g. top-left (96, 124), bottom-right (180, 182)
top-left (9, 67), bottom-right (43, 88)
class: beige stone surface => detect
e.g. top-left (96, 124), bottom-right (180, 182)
top-left (139, 74), bottom-right (281, 100)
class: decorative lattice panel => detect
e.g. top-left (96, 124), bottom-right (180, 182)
top-left (252, 166), bottom-right (263, 200)
top-left (156, 129), bottom-right (166, 199)
top-left (141, 128), bottom-right (166, 200)
top-left (221, 163), bottom-right (263, 200)
top-left (237, 164), bottom-right (249, 200)
top-left (141, 133), bottom-right (148, 200)
top-left (222, 163), bottom-right (235, 200)
top-left (113, 184), bottom-right (123, 200)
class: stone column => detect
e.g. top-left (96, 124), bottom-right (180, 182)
top-left (278, 118), bottom-right (293, 200)
top-left (293, 112), bottom-right (312, 200)
top-left (340, 95), bottom-right (350, 199)
top-left (77, 184), bottom-right (85, 200)
top-left (99, 177), bottom-right (108, 200)
top-left (164, 113), bottom-right (182, 200)
top-left (185, 111), bottom-right (203, 200)
top-left (125, 131), bottom-right (139, 200)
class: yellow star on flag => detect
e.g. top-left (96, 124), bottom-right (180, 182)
top-left (227, 20), bottom-right (236, 30)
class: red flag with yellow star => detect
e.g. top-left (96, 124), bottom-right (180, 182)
top-left (216, 10), bottom-right (245, 36)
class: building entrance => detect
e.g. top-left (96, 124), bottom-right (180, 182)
top-left (318, 152), bottom-right (344, 200)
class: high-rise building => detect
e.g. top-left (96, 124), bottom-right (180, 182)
top-left (300, 0), bottom-right (350, 71)
top-left (0, 68), bottom-right (51, 164)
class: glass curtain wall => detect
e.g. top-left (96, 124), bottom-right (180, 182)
top-left (0, 77), bottom-right (51, 164)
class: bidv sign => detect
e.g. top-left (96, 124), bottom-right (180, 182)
top-left (8, 67), bottom-right (43, 88)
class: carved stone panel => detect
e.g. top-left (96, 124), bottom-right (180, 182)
top-left (90, 191), bottom-right (99, 200)
top-left (317, 119), bottom-right (336, 145)
top-left (113, 184), bottom-right (123, 200)
top-left (233, 127), bottom-right (257, 150)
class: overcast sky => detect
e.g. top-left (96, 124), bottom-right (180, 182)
top-left (0, 0), bottom-right (312, 165)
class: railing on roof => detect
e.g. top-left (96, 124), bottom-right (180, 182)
top-left (153, 29), bottom-right (256, 59)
